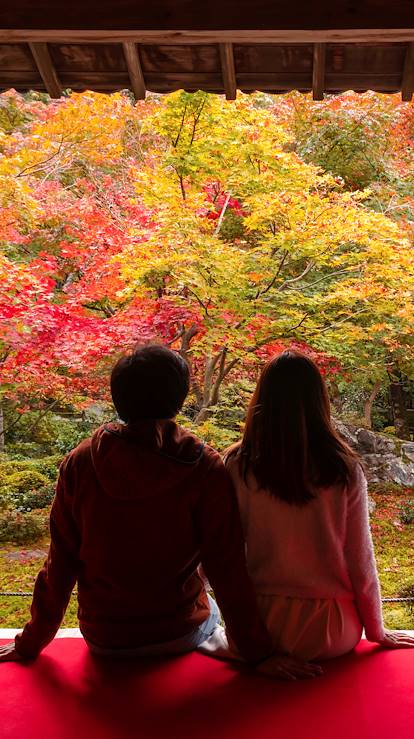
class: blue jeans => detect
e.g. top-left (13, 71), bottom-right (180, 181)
top-left (85, 594), bottom-right (220, 659)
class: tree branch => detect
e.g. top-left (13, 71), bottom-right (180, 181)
top-left (287, 267), bottom-right (361, 292)
top-left (16, 136), bottom-right (66, 178)
top-left (309, 308), bottom-right (369, 335)
top-left (173, 103), bottom-right (188, 148)
top-left (166, 323), bottom-right (186, 347)
top-left (277, 260), bottom-right (315, 292)
top-left (214, 191), bottom-right (232, 236)
top-left (285, 312), bottom-right (310, 333)
top-left (178, 173), bottom-right (186, 201)
top-left (254, 249), bottom-right (289, 299)
top-left (189, 99), bottom-right (206, 146)
top-left (203, 351), bottom-right (223, 406)
top-left (186, 287), bottom-right (211, 317)
top-left (245, 312), bottom-right (310, 351)
top-left (25, 399), bottom-right (59, 435)
top-left (178, 324), bottom-right (203, 407)
top-left (179, 324), bottom-right (199, 354)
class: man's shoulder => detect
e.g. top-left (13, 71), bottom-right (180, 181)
top-left (200, 442), bottom-right (226, 473)
top-left (60, 435), bottom-right (94, 474)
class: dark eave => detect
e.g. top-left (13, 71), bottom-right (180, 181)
top-left (0, 2), bottom-right (413, 100)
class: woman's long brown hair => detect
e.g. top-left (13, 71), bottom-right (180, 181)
top-left (232, 350), bottom-right (358, 505)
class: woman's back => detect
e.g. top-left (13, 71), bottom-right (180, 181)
top-left (226, 452), bottom-right (388, 659)
top-left (221, 349), bottom-right (387, 660)
top-left (199, 350), bottom-right (414, 662)
top-left (226, 454), bottom-right (355, 600)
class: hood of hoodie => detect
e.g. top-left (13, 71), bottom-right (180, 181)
top-left (89, 421), bottom-right (205, 500)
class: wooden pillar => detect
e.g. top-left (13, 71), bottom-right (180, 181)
top-left (402, 43), bottom-right (414, 102)
top-left (312, 43), bottom-right (326, 101)
top-left (219, 43), bottom-right (237, 100)
top-left (123, 42), bottom-right (146, 100)
top-left (29, 43), bottom-right (62, 98)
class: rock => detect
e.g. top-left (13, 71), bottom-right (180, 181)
top-left (362, 453), bottom-right (394, 483)
top-left (368, 496), bottom-right (377, 515)
top-left (376, 436), bottom-right (398, 454)
top-left (334, 419), bottom-right (358, 449)
top-left (5, 549), bottom-right (47, 561)
top-left (401, 443), bottom-right (414, 463)
top-left (355, 428), bottom-right (395, 455)
top-left (383, 458), bottom-right (414, 487)
top-left (355, 428), bottom-right (378, 453)
top-left (336, 421), bottom-right (414, 487)
top-left (83, 402), bottom-right (108, 422)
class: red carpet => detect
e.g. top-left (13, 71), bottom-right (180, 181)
top-left (1, 638), bottom-right (413, 739)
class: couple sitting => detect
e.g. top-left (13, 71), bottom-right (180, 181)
top-left (1, 345), bottom-right (413, 677)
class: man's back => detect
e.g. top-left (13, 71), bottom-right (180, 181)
top-left (15, 419), bottom-right (272, 663)
top-left (72, 420), bottom-right (213, 648)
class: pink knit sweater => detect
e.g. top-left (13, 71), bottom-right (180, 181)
top-left (225, 458), bottom-right (385, 643)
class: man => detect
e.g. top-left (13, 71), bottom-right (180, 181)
top-left (0, 345), bottom-right (320, 679)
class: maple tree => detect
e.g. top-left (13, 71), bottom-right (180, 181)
top-left (119, 91), bottom-right (414, 422)
top-left (0, 88), bottom-right (413, 441)
top-left (273, 91), bottom-right (414, 432)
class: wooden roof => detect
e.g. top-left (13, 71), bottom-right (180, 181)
top-left (1, 2), bottom-right (414, 101)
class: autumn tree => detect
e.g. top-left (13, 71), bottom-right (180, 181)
top-left (1, 88), bottom-right (414, 436)
top-left (272, 91), bottom-right (414, 433)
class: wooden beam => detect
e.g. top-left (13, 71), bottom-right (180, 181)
top-left (29, 42), bottom-right (61, 97)
top-left (122, 41), bottom-right (146, 99)
top-left (312, 43), bottom-right (326, 100)
top-left (2, 29), bottom-right (414, 44)
top-left (402, 42), bottom-right (414, 102)
top-left (2, 1), bottom-right (414, 33)
top-left (219, 42), bottom-right (236, 100)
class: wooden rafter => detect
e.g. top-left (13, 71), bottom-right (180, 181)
top-left (0, 25), bottom-right (410, 99)
top-left (29, 42), bottom-right (62, 98)
top-left (312, 43), bottom-right (326, 100)
top-left (401, 42), bottom-right (414, 102)
top-left (219, 43), bottom-right (236, 100)
top-left (122, 41), bottom-right (146, 99)
top-left (3, 29), bottom-right (414, 44)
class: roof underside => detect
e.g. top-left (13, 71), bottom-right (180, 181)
top-left (1, 2), bottom-right (414, 101)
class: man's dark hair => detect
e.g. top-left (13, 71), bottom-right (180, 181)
top-left (110, 345), bottom-right (190, 422)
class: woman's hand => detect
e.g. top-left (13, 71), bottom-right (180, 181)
top-left (379, 630), bottom-right (414, 649)
top-left (0, 642), bottom-right (24, 663)
top-left (255, 654), bottom-right (323, 680)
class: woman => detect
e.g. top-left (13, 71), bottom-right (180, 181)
top-left (204, 350), bottom-right (414, 661)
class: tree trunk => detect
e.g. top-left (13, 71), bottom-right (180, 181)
top-left (194, 405), bottom-right (210, 424)
top-left (363, 380), bottom-right (381, 429)
top-left (389, 381), bottom-right (411, 440)
top-left (194, 350), bottom-right (239, 425)
top-left (0, 402), bottom-right (4, 452)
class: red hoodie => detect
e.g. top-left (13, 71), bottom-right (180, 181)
top-left (15, 421), bottom-right (272, 663)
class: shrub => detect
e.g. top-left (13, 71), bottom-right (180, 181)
top-left (0, 455), bottom-right (61, 483)
top-left (16, 483), bottom-right (56, 512)
top-left (398, 581), bottom-right (414, 619)
top-left (177, 415), bottom-right (240, 452)
top-left (0, 509), bottom-right (47, 544)
top-left (54, 421), bottom-right (91, 455)
top-left (399, 499), bottom-right (414, 525)
top-left (34, 455), bottom-right (62, 481)
top-left (0, 470), bottom-right (50, 511)
top-left (5, 442), bottom-right (45, 458)
top-left (368, 481), bottom-right (406, 496)
top-left (3, 469), bottom-right (49, 494)
top-left (0, 461), bottom-right (17, 485)
top-left (196, 420), bottom-right (240, 452)
top-left (5, 406), bottom-right (94, 456)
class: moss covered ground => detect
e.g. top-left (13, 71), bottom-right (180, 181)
top-left (1, 483), bottom-right (413, 630)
